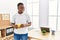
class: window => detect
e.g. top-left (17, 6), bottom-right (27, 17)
top-left (49, 0), bottom-right (57, 15)
top-left (49, 0), bottom-right (58, 31)
top-left (58, 17), bottom-right (60, 31)
top-left (27, 0), bottom-right (39, 28)
top-left (27, 3), bottom-right (32, 15)
top-left (27, 0), bottom-right (32, 3)
top-left (32, 16), bottom-right (39, 28)
top-left (58, 0), bottom-right (60, 31)
top-left (49, 17), bottom-right (57, 31)
top-left (33, 3), bottom-right (39, 15)
top-left (33, 0), bottom-right (39, 2)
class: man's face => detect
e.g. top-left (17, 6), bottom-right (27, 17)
top-left (18, 5), bottom-right (24, 13)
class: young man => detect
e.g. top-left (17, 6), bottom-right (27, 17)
top-left (11, 3), bottom-right (31, 40)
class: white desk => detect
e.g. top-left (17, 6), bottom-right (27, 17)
top-left (28, 29), bottom-right (60, 40)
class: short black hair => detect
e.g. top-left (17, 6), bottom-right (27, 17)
top-left (17, 3), bottom-right (24, 7)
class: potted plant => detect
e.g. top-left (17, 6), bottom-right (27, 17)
top-left (41, 30), bottom-right (46, 35)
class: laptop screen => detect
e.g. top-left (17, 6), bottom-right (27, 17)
top-left (40, 27), bottom-right (50, 32)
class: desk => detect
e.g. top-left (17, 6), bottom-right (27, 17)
top-left (0, 26), bottom-right (13, 37)
top-left (28, 29), bottom-right (60, 40)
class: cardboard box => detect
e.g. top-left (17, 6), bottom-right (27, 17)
top-left (0, 14), bottom-right (10, 26)
top-left (0, 20), bottom-right (10, 26)
top-left (0, 20), bottom-right (3, 26)
top-left (2, 14), bottom-right (10, 20)
top-left (2, 20), bottom-right (10, 26)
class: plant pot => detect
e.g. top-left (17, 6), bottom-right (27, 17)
top-left (42, 30), bottom-right (46, 35)
top-left (42, 33), bottom-right (46, 35)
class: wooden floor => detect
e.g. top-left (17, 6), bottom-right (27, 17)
top-left (0, 37), bottom-right (40, 40)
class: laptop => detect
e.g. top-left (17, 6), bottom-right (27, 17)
top-left (40, 27), bottom-right (50, 32)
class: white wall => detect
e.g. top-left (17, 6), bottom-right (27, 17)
top-left (0, 0), bottom-right (27, 22)
top-left (39, 0), bottom-right (49, 27)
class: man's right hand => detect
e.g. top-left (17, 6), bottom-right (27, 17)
top-left (12, 24), bottom-right (25, 29)
top-left (14, 25), bottom-right (18, 29)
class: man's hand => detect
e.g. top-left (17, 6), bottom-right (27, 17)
top-left (11, 23), bottom-right (18, 29)
top-left (11, 22), bottom-right (31, 29)
top-left (22, 22), bottom-right (31, 27)
top-left (14, 24), bottom-right (24, 28)
top-left (20, 22), bottom-right (31, 28)
top-left (20, 24), bottom-right (25, 28)
top-left (14, 25), bottom-right (18, 29)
